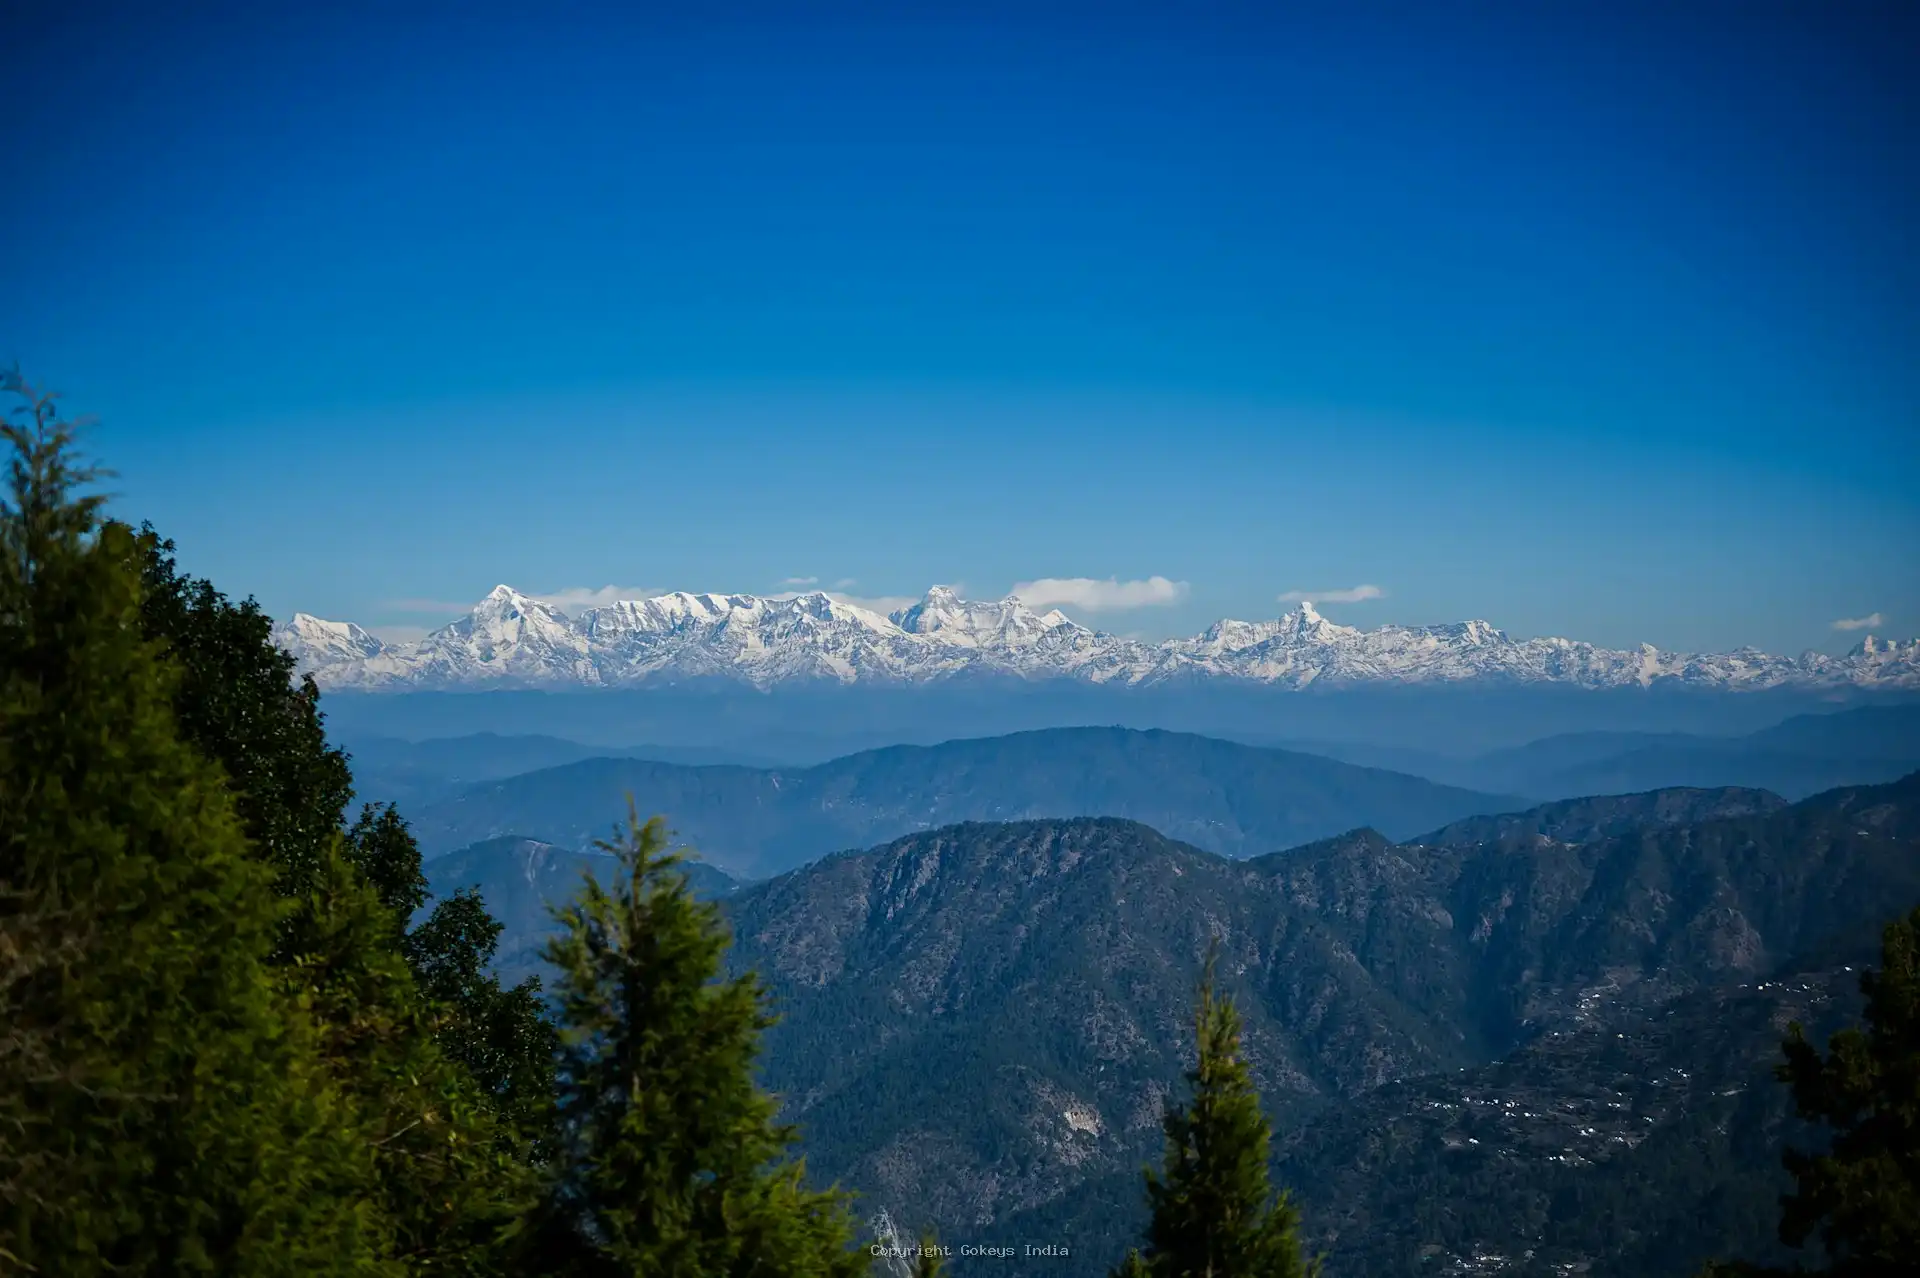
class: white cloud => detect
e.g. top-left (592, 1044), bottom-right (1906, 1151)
top-left (768, 588), bottom-right (922, 616)
top-left (527, 585), bottom-right (666, 611)
top-left (1009, 576), bottom-right (1189, 612)
top-left (837, 593), bottom-right (922, 615)
top-left (1831, 612), bottom-right (1885, 632)
top-left (367, 624), bottom-right (434, 645)
top-left (770, 576), bottom-right (938, 617)
top-left (1276, 584), bottom-right (1385, 604)
top-left (383, 586), bottom-right (668, 614)
top-left (384, 596), bottom-right (482, 614)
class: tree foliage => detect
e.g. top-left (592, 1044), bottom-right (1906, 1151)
top-left (346, 801), bottom-right (431, 928)
top-left (1705, 908), bottom-right (1920, 1277)
top-left (0, 371), bottom-right (548, 1272)
top-left (1117, 941), bottom-right (1321, 1278)
top-left (132, 523), bottom-right (354, 904)
top-left (533, 801), bottom-right (868, 1277)
top-left (912, 1234), bottom-right (949, 1277)
top-left (293, 834), bottom-right (535, 1272)
top-left (129, 516), bottom-right (556, 1160)
top-left (405, 885), bottom-right (559, 1157)
top-left (0, 369), bottom-right (386, 1273)
top-left (1777, 906), bottom-right (1920, 1270)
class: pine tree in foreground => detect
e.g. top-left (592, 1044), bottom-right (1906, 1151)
top-left (0, 370), bottom-right (387, 1273)
top-left (1115, 942), bottom-right (1321, 1278)
top-left (530, 800), bottom-right (868, 1278)
top-left (1701, 907), bottom-right (1920, 1278)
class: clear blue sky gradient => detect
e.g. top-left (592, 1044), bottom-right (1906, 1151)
top-left (5, 0), bottom-right (1915, 652)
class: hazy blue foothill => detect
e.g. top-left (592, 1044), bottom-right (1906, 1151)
top-left (362, 704), bottom-right (1920, 873)
top-left (319, 684), bottom-right (1913, 761)
top-left (399, 726), bottom-right (1528, 875)
top-left (1443, 704), bottom-right (1920, 800)
top-left (346, 731), bottom-right (792, 811)
top-left (422, 835), bottom-right (740, 988)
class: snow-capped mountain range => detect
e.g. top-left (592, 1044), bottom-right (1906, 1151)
top-left (269, 585), bottom-right (1920, 693)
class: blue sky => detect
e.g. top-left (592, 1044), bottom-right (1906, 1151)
top-left (5, 0), bottom-right (1915, 653)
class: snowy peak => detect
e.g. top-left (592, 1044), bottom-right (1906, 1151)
top-left (921, 584), bottom-right (962, 607)
top-left (891, 585), bottom-right (972, 634)
top-left (470, 584), bottom-right (562, 623)
top-left (271, 613), bottom-right (386, 664)
top-left (782, 590), bottom-right (893, 629)
top-left (891, 585), bottom-right (1072, 649)
top-left (1274, 600), bottom-right (1355, 643)
top-left (452, 586), bottom-right (576, 650)
top-left (271, 585), bottom-right (1920, 693)
top-left (1847, 634), bottom-right (1918, 665)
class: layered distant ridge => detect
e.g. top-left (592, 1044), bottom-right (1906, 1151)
top-left (272, 585), bottom-right (1920, 692)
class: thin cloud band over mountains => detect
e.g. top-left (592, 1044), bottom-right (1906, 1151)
top-left (273, 583), bottom-right (1920, 693)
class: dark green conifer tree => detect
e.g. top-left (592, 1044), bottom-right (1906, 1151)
top-left (291, 833), bottom-right (536, 1273)
top-left (405, 885), bottom-right (560, 1156)
top-left (130, 522), bottom-right (557, 1157)
top-left (1702, 907), bottom-right (1920, 1277)
top-left (132, 523), bottom-right (354, 904)
top-left (533, 801), bottom-right (868, 1277)
top-left (1116, 943), bottom-right (1321, 1278)
top-left (0, 370), bottom-right (386, 1273)
top-left (345, 801), bottom-right (431, 927)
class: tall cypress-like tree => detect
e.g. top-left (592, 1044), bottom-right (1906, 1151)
top-left (1115, 943), bottom-right (1321, 1278)
top-left (533, 801), bottom-right (868, 1277)
top-left (130, 522), bottom-right (557, 1158)
top-left (1702, 907), bottom-right (1920, 1277)
top-left (125, 467), bottom-right (556, 1264)
top-left (0, 371), bottom-right (386, 1272)
top-left (132, 522), bottom-right (353, 907)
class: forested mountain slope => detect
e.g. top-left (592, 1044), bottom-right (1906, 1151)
top-left (716, 775), bottom-right (1920, 1273)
